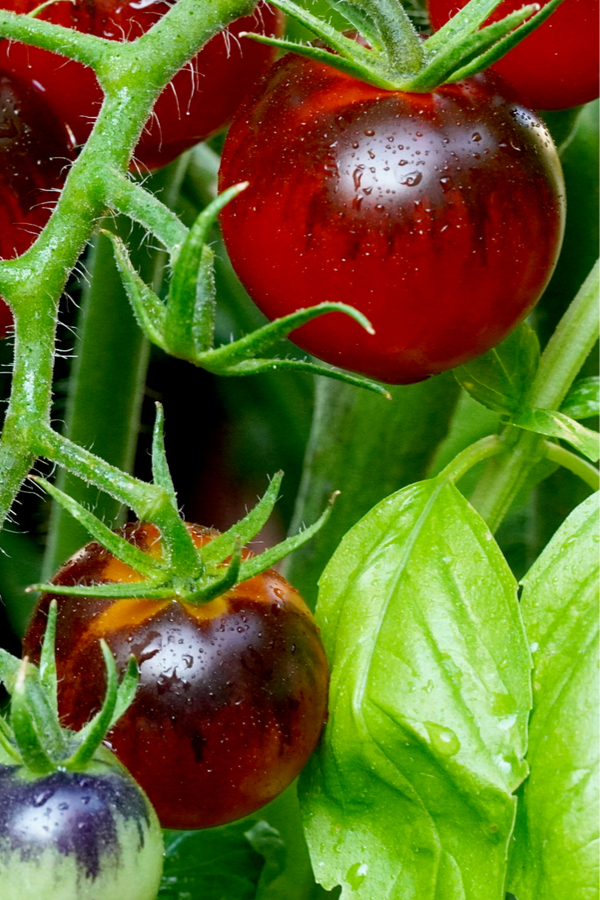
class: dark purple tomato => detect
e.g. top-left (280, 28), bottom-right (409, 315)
top-left (23, 522), bottom-right (329, 831)
top-left (218, 53), bottom-right (565, 384)
top-left (0, 0), bottom-right (283, 169)
top-left (0, 70), bottom-right (75, 337)
top-left (0, 751), bottom-right (163, 898)
top-left (428, 0), bottom-right (599, 110)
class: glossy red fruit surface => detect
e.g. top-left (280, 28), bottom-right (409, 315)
top-left (0, 0), bottom-right (282, 168)
top-left (427, 0), bottom-right (599, 110)
top-left (0, 70), bottom-right (75, 336)
top-left (218, 54), bottom-right (565, 384)
top-left (23, 522), bottom-right (329, 830)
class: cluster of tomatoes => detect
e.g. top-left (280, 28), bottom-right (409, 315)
top-left (0, 1), bottom-right (597, 885)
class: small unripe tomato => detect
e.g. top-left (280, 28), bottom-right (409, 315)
top-left (23, 523), bottom-right (329, 830)
top-left (0, 747), bottom-right (164, 900)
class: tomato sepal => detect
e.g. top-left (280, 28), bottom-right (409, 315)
top-left (201, 470), bottom-right (285, 564)
top-left (166, 183), bottom-right (249, 357)
top-left (65, 646), bottom-right (138, 770)
top-left (424, 0), bottom-right (565, 87)
top-left (107, 195), bottom-right (387, 395)
top-left (252, 0), bottom-right (567, 92)
top-left (237, 489), bottom-right (339, 581)
top-left (151, 401), bottom-right (178, 509)
top-left (31, 405), bottom-right (343, 606)
top-left (30, 474), bottom-right (169, 579)
top-left (106, 231), bottom-right (168, 349)
top-left (204, 355), bottom-right (392, 397)
top-left (4, 603), bottom-right (142, 774)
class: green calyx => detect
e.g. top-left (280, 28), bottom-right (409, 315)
top-left (245, 0), bottom-right (566, 92)
top-left (106, 178), bottom-right (389, 399)
top-left (0, 602), bottom-right (138, 775)
top-left (29, 404), bottom-right (338, 606)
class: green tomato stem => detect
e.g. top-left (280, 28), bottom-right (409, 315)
top-left (107, 173), bottom-right (189, 256)
top-left (42, 161), bottom-right (189, 578)
top-left (527, 261), bottom-right (599, 410)
top-left (436, 434), bottom-right (502, 484)
top-left (470, 261), bottom-right (600, 532)
top-left (0, 0), bottom-right (252, 543)
top-left (544, 442), bottom-right (600, 491)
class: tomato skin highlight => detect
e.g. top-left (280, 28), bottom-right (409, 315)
top-left (23, 523), bottom-right (329, 831)
top-left (427, 0), bottom-right (600, 111)
top-left (0, 753), bottom-right (164, 900)
top-left (0, 70), bottom-right (75, 337)
top-left (0, 0), bottom-right (283, 168)
top-left (218, 55), bottom-right (565, 383)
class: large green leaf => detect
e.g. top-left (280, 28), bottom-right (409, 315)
top-left (300, 477), bottom-right (531, 899)
top-left (508, 492), bottom-right (599, 900)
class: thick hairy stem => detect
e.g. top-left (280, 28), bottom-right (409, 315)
top-left (0, 0), bottom-right (254, 532)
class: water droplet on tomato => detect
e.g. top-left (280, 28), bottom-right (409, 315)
top-left (472, 132), bottom-right (482, 141)
top-left (33, 789), bottom-right (54, 807)
top-left (364, 128), bottom-right (375, 136)
top-left (396, 170), bottom-right (422, 187)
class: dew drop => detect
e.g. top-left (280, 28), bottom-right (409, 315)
top-left (424, 722), bottom-right (460, 756)
top-left (397, 170), bottom-right (422, 187)
top-left (346, 862), bottom-right (368, 890)
top-left (33, 789), bottom-right (54, 807)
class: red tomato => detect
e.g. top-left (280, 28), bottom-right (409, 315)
top-left (427, 0), bottom-right (599, 110)
top-left (0, 70), bottom-right (75, 336)
top-left (218, 54), bottom-right (565, 384)
top-left (23, 522), bottom-right (329, 830)
top-left (0, 0), bottom-right (283, 168)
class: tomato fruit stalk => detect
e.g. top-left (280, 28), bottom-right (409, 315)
top-left (23, 522), bottom-right (330, 830)
top-left (219, 54), bottom-right (565, 384)
top-left (0, 0), bottom-right (283, 168)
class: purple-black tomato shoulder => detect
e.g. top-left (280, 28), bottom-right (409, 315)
top-left (0, 750), bottom-right (163, 899)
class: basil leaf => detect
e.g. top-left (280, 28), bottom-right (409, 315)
top-left (508, 492), bottom-right (599, 900)
top-left (512, 407), bottom-right (600, 461)
top-left (454, 323), bottom-right (540, 415)
top-left (300, 477), bottom-right (531, 899)
top-left (559, 376), bottom-right (599, 421)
